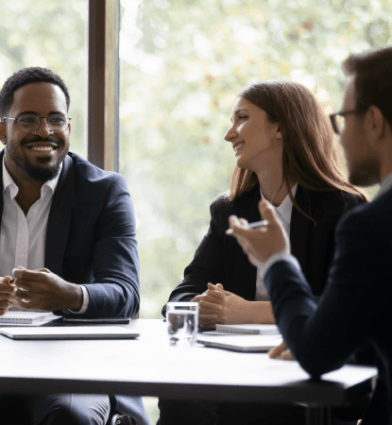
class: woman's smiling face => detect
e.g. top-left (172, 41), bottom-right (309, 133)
top-left (224, 97), bottom-right (283, 173)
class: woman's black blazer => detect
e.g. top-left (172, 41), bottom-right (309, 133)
top-left (166, 185), bottom-right (364, 308)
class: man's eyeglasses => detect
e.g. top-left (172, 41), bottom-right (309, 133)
top-left (329, 110), bottom-right (358, 135)
top-left (1, 113), bottom-right (71, 134)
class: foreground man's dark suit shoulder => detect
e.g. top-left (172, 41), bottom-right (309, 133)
top-left (266, 186), bottom-right (392, 425)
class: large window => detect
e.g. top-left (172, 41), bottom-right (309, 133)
top-left (1, 1), bottom-right (391, 422)
top-left (0, 0), bottom-right (88, 156)
top-left (120, 0), bottom-right (392, 322)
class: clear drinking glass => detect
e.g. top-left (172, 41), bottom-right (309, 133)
top-left (166, 302), bottom-right (199, 344)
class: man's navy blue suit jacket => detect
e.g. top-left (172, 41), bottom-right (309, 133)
top-left (0, 150), bottom-right (140, 318)
top-left (266, 186), bottom-right (392, 424)
top-left (0, 150), bottom-right (150, 424)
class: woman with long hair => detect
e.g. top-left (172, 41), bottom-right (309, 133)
top-left (159, 80), bottom-right (367, 425)
top-left (165, 80), bottom-right (366, 327)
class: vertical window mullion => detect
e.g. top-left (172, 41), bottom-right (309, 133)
top-left (87, 0), bottom-right (119, 172)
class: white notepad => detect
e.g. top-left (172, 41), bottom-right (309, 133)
top-left (215, 324), bottom-right (280, 335)
top-left (197, 334), bottom-right (283, 352)
top-left (0, 326), bottom-right (140, 340)
top-left (0, 311), bottom-right (60, 326)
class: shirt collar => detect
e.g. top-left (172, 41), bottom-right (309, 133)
top-left (374, 172), bottom-right (392, 200)
top-left (260, 184), bottom-right (298, 224)
top-left (2, 156), bottom-right (63, 198)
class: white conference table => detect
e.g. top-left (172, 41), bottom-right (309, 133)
top-left (0, 319), bottom-right (377, 425)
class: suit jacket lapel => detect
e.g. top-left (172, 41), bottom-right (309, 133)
top-left (45, 154), bottom-right (75, 276)
top-left (234, 185), bottom-right (262, 222)
top-left (290, 186), bottom-right (313, 273)
top-left (250, 186), bottom-right (262, 221)
top-left (227, 186), bottom-right (262, 300)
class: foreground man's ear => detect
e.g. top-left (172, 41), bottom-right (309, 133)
top-left (366, 105), bottom-right (386, 144)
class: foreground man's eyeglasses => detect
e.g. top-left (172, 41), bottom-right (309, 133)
top-left (329, 110), bottom-right (358, 135)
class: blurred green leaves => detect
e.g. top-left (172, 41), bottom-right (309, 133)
top-left (0, 0), bottom-right (390, 320)
top-left (119, 0), bottom-right (392, 318)
top-left (0, 0), bottom-right (87, 156)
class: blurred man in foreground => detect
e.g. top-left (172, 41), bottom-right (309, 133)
top-left (229, 47), bottom-right (392, 425)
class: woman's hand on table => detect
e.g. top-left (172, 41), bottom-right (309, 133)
top-left (193, 283), bottom-right (275, 326)
top-left (196, 283), bottom-right (255, 325)
top-left (192, 282), bottom-right (249, 327)
top-left (268, 341), bottom-right (296, 361)
top-left (192, 283), bottom-right (224, 328)
top-left (206, 283), bottom-right (254, 325)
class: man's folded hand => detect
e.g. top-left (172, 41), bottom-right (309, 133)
top-left (12, 267), bottom-right (83, 312)
top-left (0, 275), bottom-right (16, 315)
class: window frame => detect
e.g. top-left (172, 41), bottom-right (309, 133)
top-left (87, 0), bottom-right (120, 172)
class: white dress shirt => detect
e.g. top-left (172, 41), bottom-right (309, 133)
top-left (0, 158), bottom-right (88, 313)
top-left (255, 185), bottom-right (297, 300)
top-left (374, 172), bottom-right (392, 199)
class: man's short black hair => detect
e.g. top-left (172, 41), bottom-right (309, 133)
top-left (0, 67), bottom-right (70, 117)
top-left (343, 46), bottom-right (392, 128)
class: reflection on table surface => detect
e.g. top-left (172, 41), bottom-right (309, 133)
top-left (0, 318), bottom-right (377, 408)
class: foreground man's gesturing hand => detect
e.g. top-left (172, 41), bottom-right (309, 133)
top-left (228, 199), bottom-right (290, 266)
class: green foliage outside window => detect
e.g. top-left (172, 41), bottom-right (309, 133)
top-left (0, 0), bottom-right (87, 157)
top-left (1, 1), bottom-right (390, 322)
top-left (0, 1), bottom-right (391, 422)
top-left (119, 0), bottom-right (392, 319)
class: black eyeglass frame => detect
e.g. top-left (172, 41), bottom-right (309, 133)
top-left (1, 114), bottom-right (72, 134)
top-left (329, 109), bottom-right (359, 135)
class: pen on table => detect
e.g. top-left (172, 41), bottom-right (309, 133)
top-left (226, 219), bottom-right (269, 235)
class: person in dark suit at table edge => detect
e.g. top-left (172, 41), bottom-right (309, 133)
top-left (0, 68), bottom-right (149, 425)
top-left (159, 80), bottom-right (368, 424)
top-left (229, 46), bottom-right (392, 425)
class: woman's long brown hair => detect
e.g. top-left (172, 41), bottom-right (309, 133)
top-left (228, 81), bottom-right (368, 220)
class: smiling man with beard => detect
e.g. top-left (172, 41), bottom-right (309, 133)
top-left (0, 68), bottom-right (149, 425)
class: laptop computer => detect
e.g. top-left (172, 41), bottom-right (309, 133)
top-left (0, 326), bottom-right (140, 340)
top-left (196, 333), bottom-right (283, 352)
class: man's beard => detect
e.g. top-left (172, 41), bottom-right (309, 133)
top-left (21, 157), bottom-right (62, 182)
top-left (6, 135), bottom-right (66, 182)
top-left (349, 159), bottom-right (380, 187)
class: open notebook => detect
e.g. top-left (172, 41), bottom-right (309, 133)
top-left (0, 311), bottom-right (60, 326)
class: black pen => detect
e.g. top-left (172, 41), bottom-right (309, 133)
top-left (226, 219), bottom-right (269, 235)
